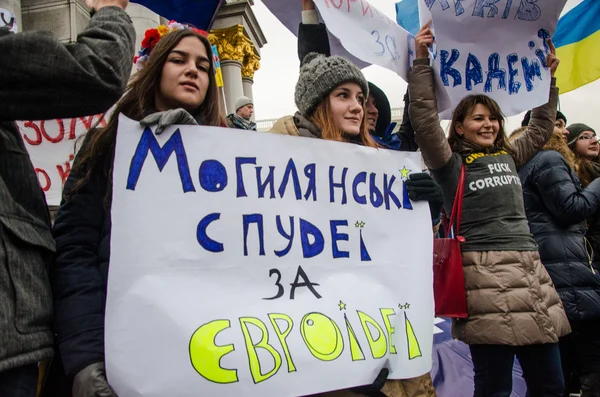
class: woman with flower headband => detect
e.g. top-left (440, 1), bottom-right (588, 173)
top-left (51, 21), bottom-right (224, 397)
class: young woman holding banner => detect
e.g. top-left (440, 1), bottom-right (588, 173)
top-left (51, 24), bottom-right (224, 397)
top-left (269, 52), bottom-right (439, 397)
top-left (408, 22), bottom-right (570, 397)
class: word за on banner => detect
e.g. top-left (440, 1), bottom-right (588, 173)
top-left (120, 124), bottom-right (427, 388)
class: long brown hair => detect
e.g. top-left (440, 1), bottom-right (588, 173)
top-left (448, 94), bottom-right (514, 156)
top-left (510, 127), bottom-right (576, 169)
top-left (310, 97), bottom-right (378, 148)
top-left (70, 29), bottom-right (224, 198)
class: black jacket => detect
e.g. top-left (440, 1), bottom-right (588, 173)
top-left (520, 150), bottom-right (600, 323)
top-left (52, 145), bottom-right (112, 377)
top-left (0, 6), bottom-right (134, 374)
top-left (297, 22), bottom-right (418, 151)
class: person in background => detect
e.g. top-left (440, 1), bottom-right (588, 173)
top-left (409, 22), bottom-right (570, 396)
top-left (567, 124), bottom-right (600, 300)
top-left (522, 110), bottom-right (568, 140)
top-left (0, 0), bottom-right (134, 396)
top-left (51, 24), bottom-right (223, 397)
top-left (226, 95), bottom-right (257, 130)
top-left (269, 51), bottom-right (438, 397)
top-left (513, 124), bottom-right (600, 397)
top-left (298, 0), bottom-right (418, 151)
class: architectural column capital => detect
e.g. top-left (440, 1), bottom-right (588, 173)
top-left (209, 24), bottom-right (260, 80)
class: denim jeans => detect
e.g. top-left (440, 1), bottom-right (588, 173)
top-left (470, 343), bottom-right (564, 397)
top-left (0, 364), bottom-right (39, 397)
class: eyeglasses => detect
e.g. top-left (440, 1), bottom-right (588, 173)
top-left (578, 134), bottom-right (597, 141)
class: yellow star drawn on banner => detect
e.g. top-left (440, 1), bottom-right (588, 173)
top-left (399, 302), bottom-right (411, 310)
top-left (338, 300), bottom-right (347, 311)
top-left (355, 221), bottom-right (366, 228)
top-left (400, 166), bottom-right (411, 179)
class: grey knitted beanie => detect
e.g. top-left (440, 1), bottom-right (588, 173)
top-left (295, 52), bottom-right (369, 116)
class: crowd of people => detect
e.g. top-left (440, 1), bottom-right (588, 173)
top-left (0, 0), bottom-right (599, 396)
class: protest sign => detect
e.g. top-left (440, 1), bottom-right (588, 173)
top-left (0, 8), bottom-right (17, 32)
top-left (16, 115), bottom-right (106, 205)
top-left (106, 115), bottom-right (434, 397)
top-left (424, 0), bottom-right (567, 117)
top-left (313, 0), bottom-right (452, 113)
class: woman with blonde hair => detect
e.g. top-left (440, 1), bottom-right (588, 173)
top-left (51, 23), bottom-right (224, 396)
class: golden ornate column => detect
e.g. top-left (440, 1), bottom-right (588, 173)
top-left (209, 24), bottom-right (260, 116)
top-left (242, 50), bottom-right (260, 121)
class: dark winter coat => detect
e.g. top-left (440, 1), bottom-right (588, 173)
top-left (520, 149), bottom-right (600, 323)
top-left (0, 6), bottom-right (134, 373)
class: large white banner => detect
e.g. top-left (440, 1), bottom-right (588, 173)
top-left (421, 0), bottom-right (567, 117)
top-left (17, 115), bottom-right (107, 205)
top-left (106, 115), bottom-right (434, 397)
top-left (313, 0), bottom-right (452, 113)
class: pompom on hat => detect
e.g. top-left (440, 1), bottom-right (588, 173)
top-left (133, 20), bottom-right (208, 71)
top-left (295, 52), bottom-right (369, 116)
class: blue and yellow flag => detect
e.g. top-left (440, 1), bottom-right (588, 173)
top-left (554, 0), bottom-right (600, 93)
top-left (212, 44), bottom-right (224, 88)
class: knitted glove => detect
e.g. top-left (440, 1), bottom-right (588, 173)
top-left (405, 172), bottom-right (443, 221)
top-left (139, 108), bottom-right (198, 135)
top-left (350, 368), bottom-right (389, 397)
top-left (72, 362), bottom-right (117, 397)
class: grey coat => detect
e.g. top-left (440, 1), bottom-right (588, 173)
top-left (0, 6), bottom-right (134, 372)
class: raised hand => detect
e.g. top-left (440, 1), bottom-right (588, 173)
top-left (302, 0), bottom-right (316, 11)
top-left (85, 0), bottom-right (128, 11)
top-left (415, 20), bottom-right (434, 60)
top-left (546, 38), bottom-right (560, 76)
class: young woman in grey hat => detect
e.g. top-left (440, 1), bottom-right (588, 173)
top-left (268, 52), bottom-right (438, 397)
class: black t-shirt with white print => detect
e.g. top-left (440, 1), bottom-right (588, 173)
top-left (432, 151), bottom-right (537, 252)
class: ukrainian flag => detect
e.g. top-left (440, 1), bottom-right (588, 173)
top-left (553, 0), bottom-right (600, 93)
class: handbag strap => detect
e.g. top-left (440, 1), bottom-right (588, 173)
top-left (447, 164), bottom-right (466, 237)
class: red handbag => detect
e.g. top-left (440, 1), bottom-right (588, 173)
top-left (433, 164), bottom-right (468, 319)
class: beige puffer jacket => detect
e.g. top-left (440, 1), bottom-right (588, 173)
top-left (407, 58), bottom-right (571, 346)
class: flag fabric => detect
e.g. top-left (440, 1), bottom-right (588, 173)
top-left (553, 0), bottom-right (600, 93)
top-left (212, 44), bottom-right (224, 87)
top-left (395, 0), bottom-right (419, 36)
top-left (132, 0), bottom-right (224, 30)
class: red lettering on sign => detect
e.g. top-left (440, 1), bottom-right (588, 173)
top-left (56, 161), bottom-right (71, 187)
top-left (347, 0), bottom-right (357, 12)
top-left (361, 0), bottom-right (373, 17)
top-left (35, 168), bottom-right (51, 192)
top-left (22, 121), bottom-right (43, 146)
top-left (331, 0), bottom-right (342, 9)
top-left (40, 119), bottom-right (65, 143)
top-left (98, 114), bottom-right (108, 128)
